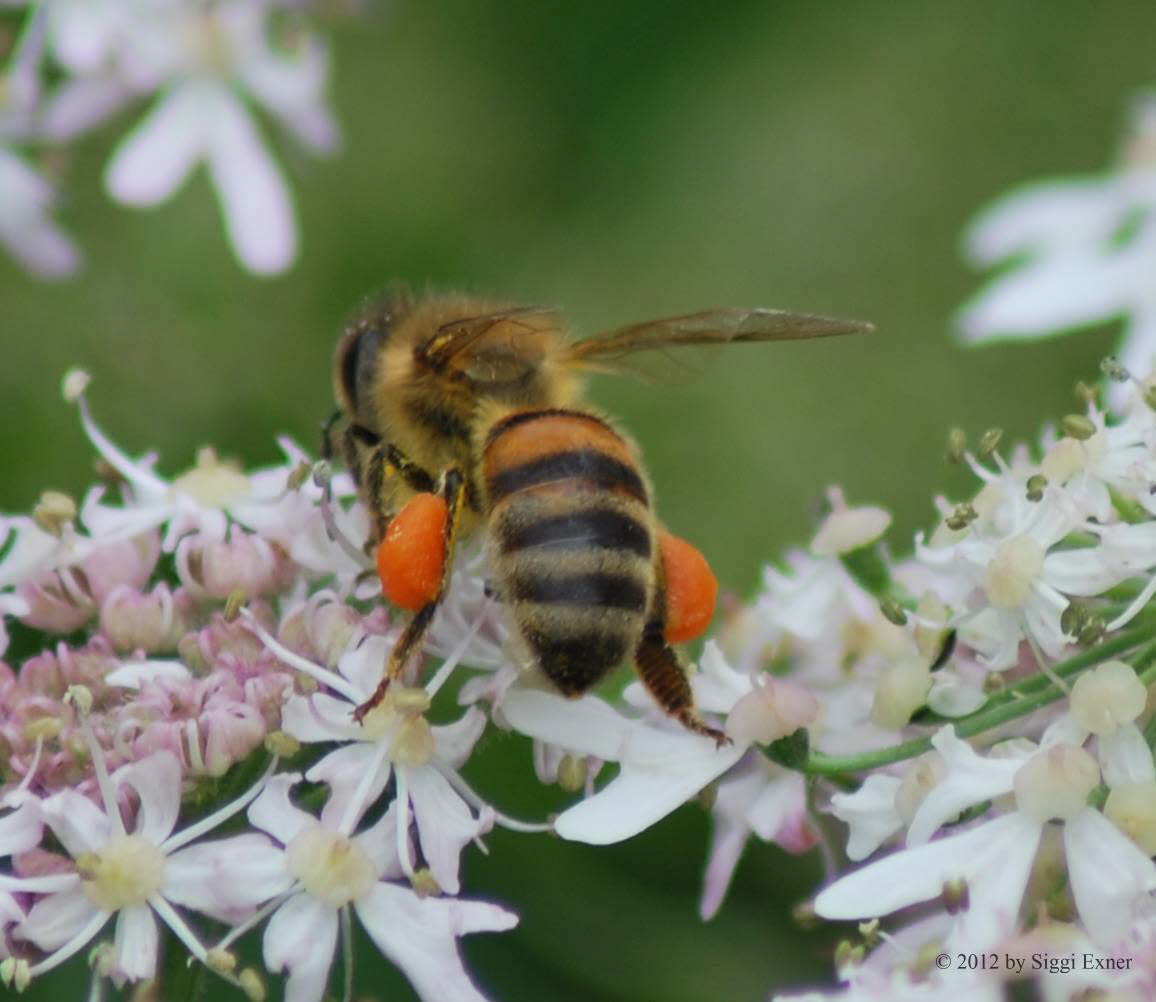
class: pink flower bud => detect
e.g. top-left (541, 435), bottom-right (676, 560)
top-left (726, 677), bottom-right (819, 745)
top-left (98, 583), bottom-right (191, 655)
top-left (79, 532), bottom-right (161, 605)
top-left (176, 527), bottom-right (295, 601)
top-left (17, 569), bottom-right (95, 633)
top-left (278, 591), bottom-right (363, 668)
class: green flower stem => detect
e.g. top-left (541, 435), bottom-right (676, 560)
top-left (800, 622), bottom-right (1156, 777)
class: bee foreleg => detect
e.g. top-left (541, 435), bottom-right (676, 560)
top-left (633, 626), bottom-right (730, 747)
top-left (352, 467), bottom-right (467, 724)
top-left (320, 409), bottom-right (344, 462)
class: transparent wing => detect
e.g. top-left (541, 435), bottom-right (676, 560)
top-left (420, 306), bottom-right (563, 386)
top-left (564, 307), bottom-right (873, 364)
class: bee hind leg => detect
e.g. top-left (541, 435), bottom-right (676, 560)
top-left (352, 467), bottom-right (467, 724)
top-left (633, 626), bottom-right (730, 747)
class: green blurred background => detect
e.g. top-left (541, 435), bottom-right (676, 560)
top-left (4, 1), bottom-right (1154, 999)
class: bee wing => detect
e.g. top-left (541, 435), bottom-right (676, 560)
top-left (421, 306), bottom-right (563, 387)
top-left (563, 307), bottom-right (873, 364)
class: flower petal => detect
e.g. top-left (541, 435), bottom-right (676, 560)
top-left (120, 752), bottom-right (182, 845)
top-left (906, 729), bottom-right (1029, 845)
top-left (816, 813), bottom-right (1040, 935)
top-left (18, 882), bottom-right (100, 951)
top-left (829, 773), bottom-right (904, 861)
top-left (113, 904), bottom-right (158, 982)
top-left (263, 893), bottom-right (338, 1002)
top-left (41, 789), bottom-right (112, 856)
top-left (553, 733), bottom-right (745, 845)
top-left (1097, 725), bottom-right (1156, 787)
top-left (356, 883), bottom-right (518, 1002)
top-left (403, 765), bottom-right (489, 895)
top-left (105, 85), bottom-right (205, 206)
top-left (1065, 807), bottom-right (1156, 947)
top-left (248, 773), bottom-right (312, 846)
top-left (205, 90), bottom-right (296, 275)
top-left (165, 834), bottom-right (291, 922)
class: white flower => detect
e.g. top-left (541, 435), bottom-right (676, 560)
top-left (501, 643), bottom-right (748, 846)
top-left (67, 379), bottom-right (359, 576)
top-left (250, 616), bottom-right (496, 895)
top-left (0, 147), bottom-right (81, 278)
top-left (916, 487), bottom-right (1131, 669)
top-left (85, 0), bottom-right (339, 275)
top-left (816, 736), bottom-right (1156, 950)
top-left (12, 749), bottom-right (278, 986)
top-left (236, 773), bottom-right (518, 1002)
top-left (959, 92), bottom-right (1156, 392)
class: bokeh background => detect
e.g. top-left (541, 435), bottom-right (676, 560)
top-left (4, 1), bottom-right (1155, 999)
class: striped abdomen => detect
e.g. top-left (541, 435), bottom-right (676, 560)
top-left (482, 409), bottom-right (655, 696)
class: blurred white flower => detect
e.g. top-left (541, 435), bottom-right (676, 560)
top-left (959, 92), bottom-right (1156, 385)
top-left (4, 0), bottom-right (342, 276)
top-left (0, 148), bottom-right (81, 278)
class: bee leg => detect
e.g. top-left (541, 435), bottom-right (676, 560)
top-left (633, 625), bottom-right (730, 747)
top-left (352, 467), bottom-right (467, 723)
top-left (320, 409), bottom-right (343, 462)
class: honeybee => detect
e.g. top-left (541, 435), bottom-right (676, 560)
top-left (324, 287), bottom-right (869, 741)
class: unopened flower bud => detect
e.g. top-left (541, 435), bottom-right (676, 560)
top-left (811, 503), bottom-right (891, 557)
top-left (726, 677), bottom-right (818, 745)
top-left (1069, 660), bottom-right (1147, 734)
top-left (1060, 413), bottom-right (1096, 441)
top-left (1014, 744), bottom-right (1100, 822)
top-left (81, 533), bottom-right (162, 606)
top-left (177, 529), bottom-right (294, 601)
top-left (99, 583), bottom-right (182, 654)
top-left (870, 656), bottom-right (931, 730)
top-left (1103, 781), bottom-right (1156, 854)
top-left (18, 569), bottom-right (95, 633)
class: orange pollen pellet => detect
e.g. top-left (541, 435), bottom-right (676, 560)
top-left (376, 493), bottom-right (449, 611)
top-left (659, 531), bottom-right (718, 645)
